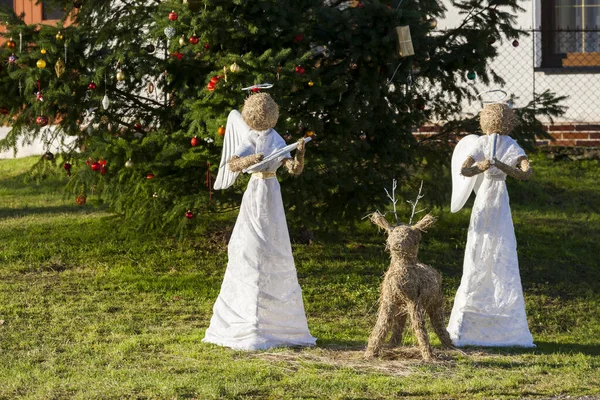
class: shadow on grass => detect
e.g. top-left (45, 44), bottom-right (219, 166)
top-left (0, 204), bottom-right (108, 218)
top-left (460, 341), bottom-right (600, 358)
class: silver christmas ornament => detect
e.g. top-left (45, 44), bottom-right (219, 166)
top-left (164, 27), bottom-right (176, 39)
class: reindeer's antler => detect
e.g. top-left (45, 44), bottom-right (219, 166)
top-left (384, 179), bottom-right (399, 225)
top-left (407, 180), bottom-right (426, 225)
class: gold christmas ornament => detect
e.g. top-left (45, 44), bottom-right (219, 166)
top-left (229, 61), bottom-right (240, 73)
top-left (36, 59), bottom-right (47, 69)
top-left (41, 49), bottom-right (47, 55)
top-left (56, 31), bottom-right (64, 41)
top-left (395, 25), bottom-right (415, 57)
top-left (116, 69), bottom-right (125, 81)
top-left (55, 58), bottom-right (66, 77)
top-left (308, 81), bottom-right (314, 87)
top-left (148, 82), bottom-right (155, 94)
top-left (178, 35), bottom-right (185, 46)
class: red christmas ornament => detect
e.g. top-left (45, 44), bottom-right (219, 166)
top-left (98, 159), bottom-right (107, 166)
top-left (191, 136), bottom-right (199, 147)
top-left (100, 165), bottom-right (108, 175)
top-left (512, 39), bottom-right (519, 47)
top-left (88, 81), bottom-right (97, 90)
top-left (91, 162), bottom-right (101, 171)
top-left (207, 76), bottom-right (222, 91)
top-left (146, 173), bottom-right (155, 179)
top-left (294, 33), bottom-right (304, 44)
top-left (0, 107), bottom-right (8, 115)
top-left (76, 194), bottom-right (87, 206)
top-left (171, 52), bottom-right (184, 60)
top-left (36, 115), bottom-right (49, 126)
top-left (295, 65), bottom-right (305, 74)
top-left (63, 162), bottom-right (72, 177)
top-left (168, 10), bottom-right (178, 21)
top-left (134, 123), bottom-right (142, 130)
top-left (189, 35), bottom-right (199, 45)
top-left (204, 43), bottom-right (210, 49)
top-left (185, 210), bottom-right (194, 220)
top-left (252, 87), bottom-right (260, 93)
top-left (218, 126), bottom-right (226, 136)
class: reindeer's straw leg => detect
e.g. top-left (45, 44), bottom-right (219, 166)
top-left (365, 296), bottom-right (395, 359)
top-left (428, 302), bottom-right (454, 349)
top-left (389, 311), bottom-right (408, 347)
top-left (407, 299), bottom-right (433, 360)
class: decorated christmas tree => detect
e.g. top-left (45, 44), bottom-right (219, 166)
top-left (0, 0), bottom-right (565, 232)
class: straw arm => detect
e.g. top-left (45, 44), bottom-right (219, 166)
top-left (494, 156), bottom-right (533, 180)
top-left (283, 139), bottom-right (306, 176)
top-left (228, 154), bottom-right (264, 172)
top-left (461, 157), bottom-right (490, 177)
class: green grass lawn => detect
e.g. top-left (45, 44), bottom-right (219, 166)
top-left (1, 154), bottom-right (599, 399)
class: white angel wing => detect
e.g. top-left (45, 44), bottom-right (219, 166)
top-left (450, 134), bottom-right (484, 213)
top-left (214, 110), bottom-right (249, 190)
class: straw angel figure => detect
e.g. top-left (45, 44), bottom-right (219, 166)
top-left (447, 102), bottom-right (535, 347)
top-left (202, 92), bottom-right (316, 350)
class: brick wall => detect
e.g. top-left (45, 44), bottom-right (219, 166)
top-left (413, 124), bottom-right (600, 147)
top-left (537, 124), bottom-right (600, 147)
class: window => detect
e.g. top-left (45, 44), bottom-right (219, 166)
top-left (542, 0), bottom-right (600, 67)
top-left (42, 2), bottom-right (65, 21)
top-left (10, 0), bottom-right (70, 25)
top-left (0, 0), bottom-right (14, 9)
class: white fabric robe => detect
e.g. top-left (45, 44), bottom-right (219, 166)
top-left (447, 134), bottom-right (535, 347)
top-left (203, 128), bottom-right (316, 350)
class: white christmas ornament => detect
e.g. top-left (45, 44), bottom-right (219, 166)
top-left (102, 94), bottom-right (110, 110)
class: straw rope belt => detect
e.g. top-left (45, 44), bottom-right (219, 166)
top-left (252, 171), bottom-right (276, 179)
top-left (484, 174), bottom-right (506, 181)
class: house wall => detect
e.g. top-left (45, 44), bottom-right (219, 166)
top-left (436, 0), bottom-right (600, 129)
top-left (0, 127), bottom-right (77, 159)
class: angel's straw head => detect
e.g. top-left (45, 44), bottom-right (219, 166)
top-left (480, 103), bottom-right (516, 135)
top-left (242, 93), bottom-right (279, 131)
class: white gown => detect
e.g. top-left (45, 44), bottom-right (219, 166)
top-left (203, 128), bottom-right (316, 350)
top-left (447, 134), bottom-right (535, 347)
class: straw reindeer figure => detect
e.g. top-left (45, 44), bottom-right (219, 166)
top-left (365, 183), bottom-right (453, 360)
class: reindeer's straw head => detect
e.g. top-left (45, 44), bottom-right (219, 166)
top-left (370, 212), bottom-right (436, 258)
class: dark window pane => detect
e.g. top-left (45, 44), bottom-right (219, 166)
top-left (0, 0), bottom-right (13, 9)
top-left (556, 0), bottom-right (581, 5)
top-left (555, 4), bottom-right (581, 29)
top-left (42, 3), bottom-right (65, 20)
top-left (584, 6), bottom-right (600, 29)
